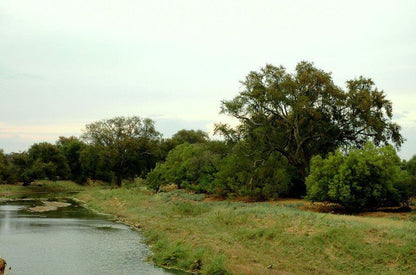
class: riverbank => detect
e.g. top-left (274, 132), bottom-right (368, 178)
top-left (2, 181), bottom-right (416, 274)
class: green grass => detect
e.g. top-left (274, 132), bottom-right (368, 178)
top-left (2, 181), bottom-right (416, 274)
top-left (0, 180), bottom-right (85, 200)
top-left (74, 185), bottom-right (416, 274)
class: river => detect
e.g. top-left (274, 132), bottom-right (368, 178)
top-left (0, 200), bottom-right (181, 275)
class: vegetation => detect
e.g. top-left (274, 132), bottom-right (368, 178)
top-left (56, 136), bottom-right (86, 183)
top-left (0, 180), bottom-right (84, 200)
top-left (306, 142), bottom-right (415, 211)
top-left (147, 141), bottom-right (229, 193)
top-left (213, 140), bottom-right (296, 199)
top-left (13, 181), bottom-right (409, 275)
top-left (1, 61), bottom-right (416, 273)
top-left (82, 116), bottom-right (162, 187)
top-left (216, 61), bottom-right (402, 195)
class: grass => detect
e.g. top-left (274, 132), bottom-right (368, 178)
top-left (1, 181), bottom-right (416, 274)
top-left (0, 180), bottom-right (85, 200)
top-left (74, 184), bottom-right (416, 274)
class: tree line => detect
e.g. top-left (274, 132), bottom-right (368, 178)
top-left (1, 61), bottom-right (415, 211)
top-left (0, 121), bottom-right (208, 186)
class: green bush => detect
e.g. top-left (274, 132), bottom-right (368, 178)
top-left (146, 141), bottom-right (229, 193)
top-left (306, 142), bottom-right (414, 211)
top-left (214, 141), bottom-right (296, 199)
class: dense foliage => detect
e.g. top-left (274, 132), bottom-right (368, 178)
top-left (56, 136), bottom-right (86, 183)
top-left (213, 140), bottom-right (296, 199)
top-left (306, 142), bottom-right (414, 211)
top-left (216, 61), bottom-right (403, 194)
top-left (0, 150), bottom-right (12, 184)
top-left (82, 116), bottom-right (162, 186)
top-left (147, 141), bottom-right (229, 193)
top-left (26, 142), bottom-right (70, 182)
top-left (0, 62), bottom-right (414, 210)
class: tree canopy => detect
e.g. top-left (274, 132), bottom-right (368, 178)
top-left (26, 142), bottom-right (70, 182)
top-left (82, 116), bottom-right (161, 186)
top-left (216, 61), bottom-right (403, 194)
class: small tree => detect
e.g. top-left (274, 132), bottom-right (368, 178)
top-left (306, 142), bottom-right (413, 211)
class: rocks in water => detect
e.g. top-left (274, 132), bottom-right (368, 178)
top-left (0, 256), bottom-right (6, 275)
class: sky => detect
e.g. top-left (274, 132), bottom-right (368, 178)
top-left (0, 0), bottom-right (415, 159)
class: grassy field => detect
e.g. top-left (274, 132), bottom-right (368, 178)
top-left (1, 181), bottom-right (416, 274)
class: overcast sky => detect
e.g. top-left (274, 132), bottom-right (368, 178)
top-left (0, 0), bottom-right (415, 159)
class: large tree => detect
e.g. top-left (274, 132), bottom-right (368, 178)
top-left (216, 61), bottom-right (402, 194)
top-left (82, 116), bottom-right (161, 186)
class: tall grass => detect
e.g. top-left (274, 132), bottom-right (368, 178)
top-left (3, 181), bottom-right (415, 274)
top-left (75, 185), bottom-right (416, 274)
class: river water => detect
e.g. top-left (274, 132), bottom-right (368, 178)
top-left (0, 200), bottom-right (179, 275)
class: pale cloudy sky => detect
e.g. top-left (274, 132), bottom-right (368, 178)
top-left (0, 0), bottom-right (415, 159)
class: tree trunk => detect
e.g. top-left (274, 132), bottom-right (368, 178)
top-left (116, 173), bottom-right (122, 187)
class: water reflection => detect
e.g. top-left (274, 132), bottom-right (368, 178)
top-left (0, 200), bottom-right (180, 275)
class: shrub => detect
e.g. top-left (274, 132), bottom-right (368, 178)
top-left (146, 142), bottom-right (229, 193)
top-left (306, 142), bottom-right (413, 211)
top-left (213, 141), bottom-right (296, 199)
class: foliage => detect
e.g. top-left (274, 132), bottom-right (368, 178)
top-left (25, 142), bottom-right (70, 182)
top-left (216, 61), bottom-right (403, 195)
top-left (79, 144), bottom-right (113, 182)
top-left (403, 155), bottom-right (416, 199)
top-left (171, 129), bottom-right (208, 145)
top-left (158, 129), bottom-right (209, 160)
top-left (56, 136), bottom-right (86, 183)
top-left (405, 155), bottom-right (416, 176)
top-left (82, 116), bottom-right (161, 186)
top-left (306, 142), bottom-right (413, 211)
top-left (8, 152), bottom-right (30, 184)
top-left (147, 141), bottom-right (229, 193)
top-left (214, 140), bottom-right (296, 198)
top-left (0, 150), bottom-right (12, 184)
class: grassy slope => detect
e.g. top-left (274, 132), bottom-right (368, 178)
top-left (2, 182), bottom-right (416, 274)
top-left (75, 186), bottom-right (416, 275)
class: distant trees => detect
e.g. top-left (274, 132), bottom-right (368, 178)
top-left (171, 129), bottom-right (209, 145)
top-left (0, 61), bottom-right (413, 211)
top-left (8, 152), bottom-right (30, 184)
top-left (0, 150), bottom-right (11, 184)
top-left (82, 116), bottom-right (161, 187)
top-left (306, 142), bottom-right (414, 211)
top-left (26, 142), bottom-right (70, 182)
top-left (56, 136), bottom-right (86, 183)
top-left (216, 61), bottom-right (403, 195)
